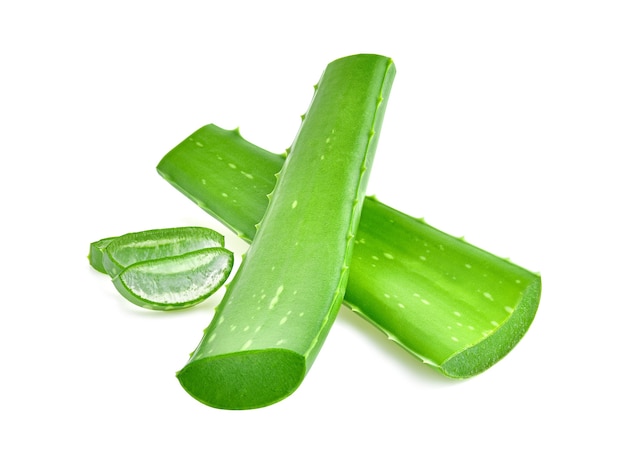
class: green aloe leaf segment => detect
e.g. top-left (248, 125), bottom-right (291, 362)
top-left (174, 54), bottom-right (396, 409)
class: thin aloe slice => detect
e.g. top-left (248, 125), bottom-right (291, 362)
top-left (101, 226), bottom-right (224, 277)
top-left (89, 226), bottom-right (231, 310)
top-left (111, 247), bottom-right (234, 310)
top-left (157, 125), bottom-right (541, 378)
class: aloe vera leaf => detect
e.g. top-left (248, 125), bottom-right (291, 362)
top-left (157, 130), bottom-right (541, 379)
top-left (175, 54), bottom-right (396, 409)
top-left (100, 226), bottom-right (224, 277)
top-left (111, 247), bottom-right (233, 310)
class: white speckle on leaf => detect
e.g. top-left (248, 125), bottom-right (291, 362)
top-left (269, 285), bottom-right (284, 310)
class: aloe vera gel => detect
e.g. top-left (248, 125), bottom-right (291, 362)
top-left (89, 227), bottom-right (233, 310)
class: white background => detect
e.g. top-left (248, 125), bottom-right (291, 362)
top-left (2, 1), bottom-right (624, 460)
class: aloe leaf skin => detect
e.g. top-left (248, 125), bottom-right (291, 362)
top-left (158, 132), bottom-right (541, 379)
top-left (175, 54), bottom-right (396, 409)
top-left (111, 247), bottom-right (234, 311)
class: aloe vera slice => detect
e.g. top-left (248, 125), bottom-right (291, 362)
top-left (89, 227), bottom-right (232, 310)
top-left (175, 54), bottom-right (395, 409)
top-left (112, 247), bottom-right (233, 310)
top-left (101, 226), bottom-right (224, 277)
top-left (157, 126), bottom-right (541, 378)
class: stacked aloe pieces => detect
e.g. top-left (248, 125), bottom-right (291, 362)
top-left (91, 54), bottom-right (541, 410)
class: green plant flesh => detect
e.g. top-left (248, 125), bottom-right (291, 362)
top-left (88, 227), bottom-right (232, 310)
top-left (101, 226), bottom-right (224, 277)
top-left (158, 129), bottom-right (541, 379)
top-left (175, 54), bottom-right (396, 409)
top-left (112, 247), bottom-right (233, 310)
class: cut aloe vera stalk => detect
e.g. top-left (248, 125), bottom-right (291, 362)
top-left (175, 54), bottom-right (395, 409)
top-left (157, 125), bottom-right (541, 378)
top-left (112, 247), bottom-right (234, 310)
top-left (101, 226), bottom-right (224, 277)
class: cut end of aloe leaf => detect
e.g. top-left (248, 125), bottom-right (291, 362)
top-left (439, 276), bottom-right (542, 378)
top-left (88, 237), bottom-right (116, 274)
top-left (177, 349), bottom-right (306, 410)
top-left (111, 247), bottom-right (233, 310)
